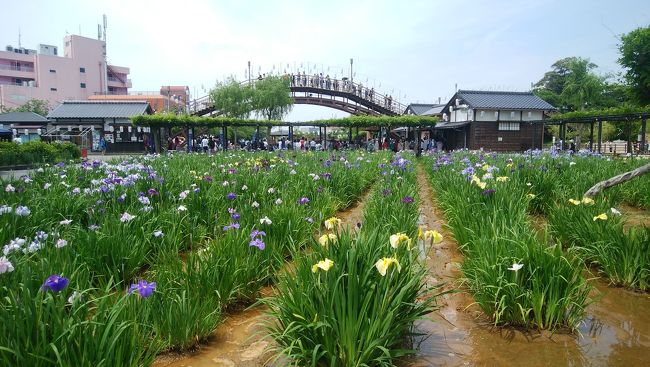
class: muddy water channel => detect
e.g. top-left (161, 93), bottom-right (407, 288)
top-left (152, 189), bottom-right (373, 367)
top-left (408, 165), bottom-right (650, 367)
top-left (154, 173), bottom-right (650, 367)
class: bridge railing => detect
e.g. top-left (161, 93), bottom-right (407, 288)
top-left (189, 74), bottom-right (406, 116)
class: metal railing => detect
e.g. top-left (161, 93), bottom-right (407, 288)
top-left (189, 74), bottom-right (406, 116)
top-left (0, 64), bottom-right (35, 72)
top-left (0, 81), bottom-right (35, 87)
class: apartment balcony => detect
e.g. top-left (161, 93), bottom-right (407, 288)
top-left (107, 77), bottom-right (132, 88)
top-left (0, 64), bottom-right (35, 79)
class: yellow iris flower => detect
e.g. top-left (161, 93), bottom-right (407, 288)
top-left (527, 193), bottom-right (536, 199)
top-left (424, 230), bottom-right (443, 244)
top-left (389, 233), bottom-right (411, 249)
top-left (324, 217), bottom-right (342, 230)
top-left (593, 213), bottom-right (608, 221)
top-left (318, 233), bottom-right (337, 247)
top-left (568, 199), bottom-right (581, 205)
top-left (375, 257), bottom-right (401, 276)
top-left (312, 258), bottom-right (334, 273)
top-left (496, 176), bottom-right (509, 182)
top-left (581, 197), bottom-right (595, 205)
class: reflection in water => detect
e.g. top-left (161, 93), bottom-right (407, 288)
top-left (408, 282), bottom-right (650, 367)
top-left (154, 171), bottom-right (650, 367)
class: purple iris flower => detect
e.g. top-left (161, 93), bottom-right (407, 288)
top-left (204, 175), bottom-right (213, 182)
top-left (41, 275), bottom-right (69, 293)
top-left (128, 280), bottom-right (156, 298)
top-left (249, 238), bottom-right (266, 250)
top-left (401, 196), bottom-right (414, 204)
top-left (317, 187), bottom-right (323, 193)
top-left (382, 189), bottom-right (392, 197)
top-left (482, 189), bottom-right (496, 196)
top-left (148, 188), bottom-right (159, 196)
top-left (298, 197), bottom-right (310, 205)
top-left (227, 192), bottom-right (237, 200)
top-left (55, 162), bottom-right (65, 168)
top-left (250, 229), bottom-right (266, 240)
top-left (223, 223), bottom-right (240, 231)
top-left (231, 213), bottom-right (240, 221)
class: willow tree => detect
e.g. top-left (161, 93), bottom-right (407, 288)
top-left (252, 76), bottom-right (293, 142)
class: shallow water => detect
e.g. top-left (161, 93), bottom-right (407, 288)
top-left (407, 165), bottom-right (650, 367)
top-left (153, 170), bottom-right (650, 367)
top-left (152, 187), bottom-right (373, 367)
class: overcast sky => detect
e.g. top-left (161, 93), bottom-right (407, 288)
top-left (2, 0), bottom-right (649, 120)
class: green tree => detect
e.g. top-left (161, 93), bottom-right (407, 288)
top-left (619, 26), bottom-right (650, 106)
top-left (559, 58), bottom-right (604, 111)
top-left (0, 99), bottom-right (50, 116)
top-left (209, 77), bottom-right (254, 118)
top-left (534, 56), bottom-right (582, 95)
top-left (252, 75), bottom-right (293, 121)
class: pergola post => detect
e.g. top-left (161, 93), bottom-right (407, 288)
top-left (377, 126), bottom-right (381, 150)
top-left (641, 118), bottom-right (647, 154)
top-left (185, 126), bottom-right (190, 153)
top-left (589, 122), bottom-right (594, 151)
top-left (324, 126), bottom-right (327, 150)
top-left (416, 126), bottom-right (422, 157)
top-left (597, 120), bottom-right (602, 154)
top-left (348, 127), bottom-right (352, 147)
top-left (356, 127), bottom-right (359, 149)
top-left (560, 123), bottom-right (566, 150)
top-left (222, 126), bottom-right (227, 151)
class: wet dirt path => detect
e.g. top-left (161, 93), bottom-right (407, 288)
top-left (407, 163), bottom-right (650, 367)
top-left (152, 186), bottom-right (374, 367)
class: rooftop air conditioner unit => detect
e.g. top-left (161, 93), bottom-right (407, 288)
top-left (6, 46), bottom-right (13, 52)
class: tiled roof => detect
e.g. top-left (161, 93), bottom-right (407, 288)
top-left (452, 90), bottom-right (556, 111)
top-left (0, 111), bottom-right (49, 123)
top-left (422, 105), bottom-right (445, 115)
top-left (405, 104), bottom-right (436, 115)
top-left (47, 101), bottom-right (153, 119)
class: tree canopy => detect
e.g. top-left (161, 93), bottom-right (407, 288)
top-left (619, 25), bottom-right (650, 106)
top-left (0, 99), bottom-right (50, 116)
top-left (251, 76), bottom-right (293, 120)
top-left (209, 77), bottom-right (254, 118)
top-left (533, 57), bottom-right (608, 111)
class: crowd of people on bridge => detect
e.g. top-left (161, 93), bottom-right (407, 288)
top-left (287, 72), bottom-right (398, 113)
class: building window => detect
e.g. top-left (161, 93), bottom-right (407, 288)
top-left (80, 67), bottom-right (86, 73)
top-left (49, 69), bottom-right (56, 73)
top-left (498, 122), bottom-right (520, 131)
top-left (50, 88), bottom-right (57, 91)
top-left (80, 83), bottom-right (86, 88)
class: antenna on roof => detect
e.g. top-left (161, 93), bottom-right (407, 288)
top-left (18, 28), bottom-right (21, 48)
top-left (97, 24), bottom-right (102, 40)
top-left (103, 14), bottom-right (107, 42)
top-left (455, 83), bottom-right (458, 92)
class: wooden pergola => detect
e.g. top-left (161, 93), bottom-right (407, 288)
top-left (544, 110), bottom-right (649, 154)
top-left (131, 114), bottom-right (439, 156)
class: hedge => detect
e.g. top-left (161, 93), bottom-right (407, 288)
top-left (0, 141), bottom-right (81, 167)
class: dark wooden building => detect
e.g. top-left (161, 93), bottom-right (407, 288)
top-left (46, 101), bottom-right (153, 153)
top-left (435, 90), bottom-right (555, 152)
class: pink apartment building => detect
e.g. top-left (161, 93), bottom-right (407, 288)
top-left (0, 34), bottom-right (131, 110)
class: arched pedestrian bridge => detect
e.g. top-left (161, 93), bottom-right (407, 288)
top-left (189, 74), bottom-right (406, 117)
